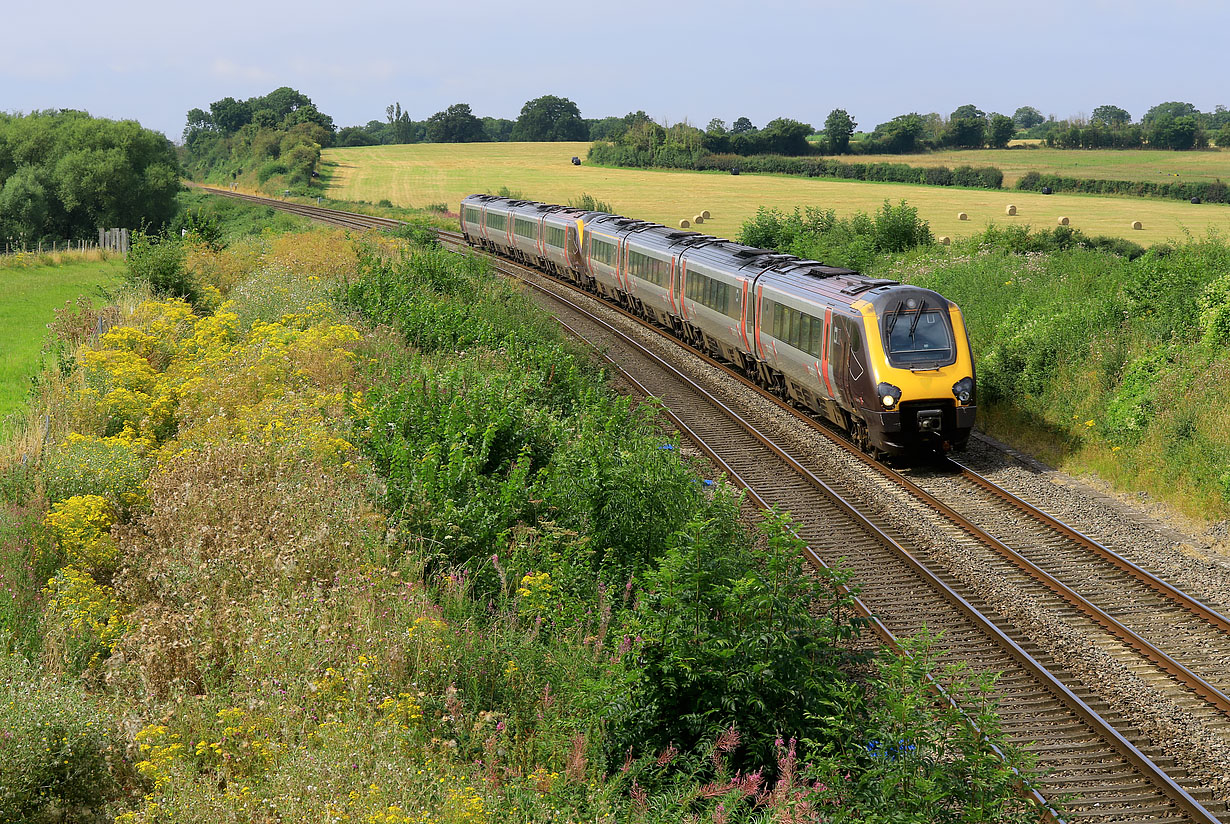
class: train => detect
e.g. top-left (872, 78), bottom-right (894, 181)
top-left (459, 193), bottom-right (975, 458)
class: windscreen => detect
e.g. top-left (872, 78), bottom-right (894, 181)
top-left (883, 305), bottom-right (955, 367)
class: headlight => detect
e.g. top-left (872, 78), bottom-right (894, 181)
top-left (952, 377), bottom-right (974, 405)
top-left (876, 382), bottom-right (901, 410)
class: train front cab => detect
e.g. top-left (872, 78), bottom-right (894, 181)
top-left (853, 288), bottom-right (976, 455)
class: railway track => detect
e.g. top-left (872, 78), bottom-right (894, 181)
top-left (203, 188), bottom-right (1230, 822)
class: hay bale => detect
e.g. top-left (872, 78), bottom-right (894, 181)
top-left (957, 212), bottom-right (968, 221)
top-left (1005, 205), bottom-right (1017, 216)
top-left (1057, 216), bottom-right (1069, 226)
top-left (1131, 220), bottom-right (1143, 230)
top-left (679, 219), bottom-right (690, 228)
top-left (938, 236), bottom-right (951, 245)
top-left (701, 209), bottom-right (711, 219)
top-left (693, 215), bottom-right (705, 224)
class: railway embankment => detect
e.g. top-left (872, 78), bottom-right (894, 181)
top-left (0, 204), bottom-right (1044, 822)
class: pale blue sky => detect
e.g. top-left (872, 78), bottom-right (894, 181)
top-left (3, 0), bottom-right (1225, 141)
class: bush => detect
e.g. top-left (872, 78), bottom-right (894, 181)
top-left (256, 161), bottom-right (289, 183)
top-left (0, 657), bottom-right (127, 822)
top-left (606, 508), bottom-right (865, 774)
top-left (126, 232), bottom-right (203, 305)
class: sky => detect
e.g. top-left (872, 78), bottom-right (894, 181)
top-left (3, 0), bottom-right (1227, 141)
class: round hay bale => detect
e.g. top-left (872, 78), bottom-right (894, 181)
top-left (679, 219), bottom-right (690, 229)
top-left (957, 212), bottom-right (968, 221)
top-left (701, 209), bottom-right (711, 219)
top-left (938, 236), bottom-right (951, 245)
top-left (1005, 205), bottom-right (1017, 216)
top-left (571, 156), bottom-right (581, 166)
top-left (1131, 220), bottom-right (1143, 230)
top-left (693, 215), bottom-right (705, 224)
top-left (1191, 197), bottom-right (1202, 204)
top-left (1057, 216), bottom-right (1069, 226)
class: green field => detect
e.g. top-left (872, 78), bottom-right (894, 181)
top-left (0, 257), bottom-right (125, 428)
top-left (320, 142), bottom-right (1230, 246)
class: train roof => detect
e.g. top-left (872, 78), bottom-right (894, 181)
top-left (461, 195), bottom-right (924, 305)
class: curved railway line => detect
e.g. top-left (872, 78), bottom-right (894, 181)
top-left (203, 187), bottom-right (1230, 822)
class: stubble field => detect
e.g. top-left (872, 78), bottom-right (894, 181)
top-left (320, 142), bottom-right (1230, 246)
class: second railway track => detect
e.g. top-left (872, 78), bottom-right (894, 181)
top-left (204, 188), bottom-right (1230, 822)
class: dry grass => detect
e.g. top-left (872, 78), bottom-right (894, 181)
top-left (320, 142), bottom-right (1230, 246)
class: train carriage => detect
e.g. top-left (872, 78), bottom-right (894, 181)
top-left (621, 226), bottom-right (682, 328)
top-left (674, 239), bottom-right (755, 365)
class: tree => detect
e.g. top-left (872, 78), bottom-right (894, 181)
top-left (511, 95), bottom-right (587, 142)
top-left (588, 117), bottom-right (626, 141)
top-left (987, 113), bottom-right (1016, 148)
top-left (1143, 101), bottom-right (1200, 125)
top-left (208, 97), bottom-right (251, 134)
top-left (482, 117), bottom-right (515, 142)
top-left (948, 104), bottom-right (986, 148)
top-left (1091, 105), bottom-right (1131, 127)
top-left (425, 103), bottom-right (486, 143)
top-left (730, 116), bottom-right (756, 134)
top-left (0, 166), bottom-right (50, 243)
top-left (823, 108), bottom-right (856, 154)
top-left (336, 126), bottom-right (379, 147)
top-left (1148, 114), bottom-right (1201, 150)
top-left (872, 113), bottom-right (926, 153)
top-left (1012, 106), bottom-right (1044, 129)
top-left (761, 117), bottom-right (814, 155)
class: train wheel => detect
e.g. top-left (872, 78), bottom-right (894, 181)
top-left (851, 420), bottom-right (884, 460)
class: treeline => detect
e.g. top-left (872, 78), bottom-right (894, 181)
top-left (337, 95), bottom-right (634, 147)
top-left (181, 87), bottom-right (335, 191)
top-left (1017, 171), bottom-right (1230, 203)
top-left (0, 110), bottom-right (181, 245)
top-left (1016, 102), bottom-right (1230, 150)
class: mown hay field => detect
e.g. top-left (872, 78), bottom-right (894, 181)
top-left (824, 145), bottom-right (1230, 187)
top-left (320, 142), bottom-right (1230, 246)
top-left (0, 255), bottom-right (125, 427)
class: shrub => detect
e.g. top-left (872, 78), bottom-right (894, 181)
top-left (0, 657), bottom-right (127, 821)
top-left (256, 161), bottom-right (289, 183)
top-left (1200, 271), bottom-right (1230, 345)
top-left (126, 231), bottom-right (205, 305)
top-left (606, 508), bottom-right (865, 774)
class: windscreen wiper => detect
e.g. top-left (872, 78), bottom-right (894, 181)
top-left (908, 299), bottom-right (927, 338)
top-left (885, 300), bottom-right (905, 336)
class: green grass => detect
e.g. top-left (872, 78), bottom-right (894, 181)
top-left (319, 142), bottom-right (1230, 246)
top-left (0, 257), bottom-right (125, 429)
